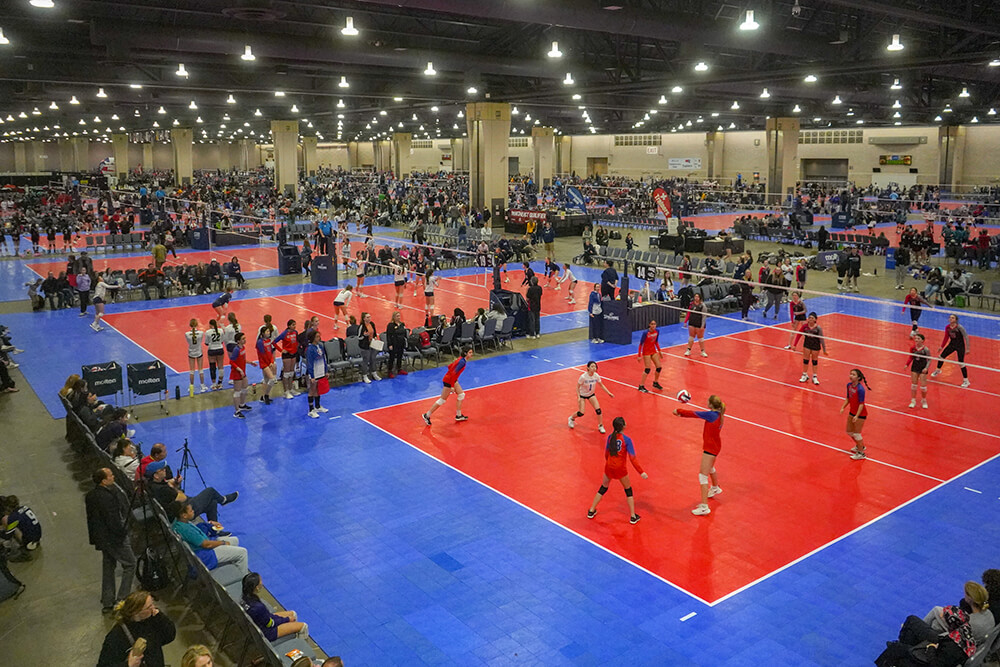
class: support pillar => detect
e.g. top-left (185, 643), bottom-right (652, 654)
top-left (705, 131), bottom-right (725, 180)
top-left (142, 142), bottom-right (153, 172)
top-left (372, 141), bottom-right (390, 172)
top-left (171, 127), bottom-right (193, 186)
top-left (301, 135), bottom-right (318, 177)
top-left (765, 117), bottom-right (799, 204)
top-left (466, 102), bottom-right (511, 217)
top-left (71, 137), bottom-right (89, 172)
top-left (30, 141), bottom-right (50, 172)
top-left (450, 138), bottom-right (466, 172)
top-left (347, 141), bottom-right (360, 170)
top-left (531, 127), bottom-right (555, 187)
top-left (271, 120), bottom-right (299, 196)
top-left (392, 132), bottom-right (411, 176)
top-left (555, 135), bottom-right (572, 177)
top-left (13, 143), bottom-right (27, 173)
top-left (938, 126), bottom-right (967, 188)
top-left (112, 133), bottom-right (129, 177)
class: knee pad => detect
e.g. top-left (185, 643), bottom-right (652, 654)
top-left (435, 398), bottom-right (447, 407)
top-left (811, 359), bottom-right (818, 366)
top-left (595, 408), bottom-right (602, 416)
top-left (576, 411), bottom-right (584, 418)
top-left (911, 384), bottom-right (918, 391)
top-left (266, 377), bottom-right (276, 387)
top-left (802, 359), bottom-right (809, 366)
top-left (699, 473), bottom-right (710, 485)
top-left (456, 392), bottom-right (465, 401)
top-left (283, 371), bottom-right (294, 380)
top-left (850, 432), bottom-right (863, 441)
top-left (643, 368), bottom-right (650, 375)
top-left (597, 485), bottom-right (608, 496)
top-left (655, 367), bottom-right (662, 373)
top-left (624, 487), bottom-right (633, 497)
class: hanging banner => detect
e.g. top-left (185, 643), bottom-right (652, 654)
top-left (878, 154), bottom-right (912, 166)
top-left (653, 187), bottom-right (672, 218)
top-left (668, 157), bottom-right (702, 170)
top-left (565, 186), bottom-right (587, 213)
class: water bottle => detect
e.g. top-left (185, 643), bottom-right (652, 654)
top-left (174, 385), bottom-right (181, 400)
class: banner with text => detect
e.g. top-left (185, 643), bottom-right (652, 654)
top-left (652, 187), bottom-right (672, 218)
top-left (508, 209), bottom-right (548, 225)
top-left (565, 186), bottom-right (588, 213)
top-left (668, 157), bottom-right (702, 170)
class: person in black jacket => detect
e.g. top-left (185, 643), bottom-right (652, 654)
top-left (526, 276), bottom-right (543, 339)
top-left (85, 468), bottom-right (135, 613)
top-left (97, 590), bottom-right (176, 667)
top-left (385, 311), bottom-right (408, 379)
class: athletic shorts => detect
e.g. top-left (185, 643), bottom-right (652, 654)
top-left (704, 449), bottom-right (720, 457)
top-left (849, 411), bottom-right (867, 420)
top-left (794, 315), bottom-right (807, 322)
top-left (579, 393), bottom-right (594, 400)
top-left (188, 354), bottom-right (203, 360)
top-left (333, 301), bottom-right (344, 307)
top-left (394, 280), bottom-right (405, 287)
top-left (207, 348), bottom-right (225, 356)
top-left (443, 381), bottom-right (453, 388)
top-left (424, 292), bottom-right (434, 298)
top-left (804, 340), bottom-right (822, 351)
top-left (93, 297), bottom-right (105, 305)
top-left (281, 352), bottom-right (297, 360)
top-left (911, 360), bottom-right (929, 374)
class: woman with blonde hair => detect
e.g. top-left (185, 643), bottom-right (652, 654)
top-left (59, 373), bottom-right (81, 398)
top-left (674, 394), bottom-right (726, 516)
top-left (181, 644), bottom-right (213, 667)
top-left (97, 590), bottom-right (176, 667)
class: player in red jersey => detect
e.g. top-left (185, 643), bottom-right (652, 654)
top-left (839, 368), bottom-right (870, 460)
top-left (254, 323), bottom-right (278, 405)
top-left (636, 320), bottom-right (663, 393)
top-left (587, 417), bottom-right (647, 524)
top-left (422, 345), bottom-right (473, 425)
top-left (674, 394), bottom-right (726, 516)
top-left (229, 332), bottom-right (257, 420)
top-left (272, 320), bottom-right (300, 400)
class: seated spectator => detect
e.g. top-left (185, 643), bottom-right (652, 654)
top-left (138, 263), bottom-right (166, 300)
top-left (97, 590), bottom-right (176, 667)
top-left (240, 572), bottom-right (308, 641)
top-left (875, 605), bottom-right (978, 667)
top-left (59, 373), bottom-right (80, 399)
top-left (1, 495), bottom-right (41, 560)
top-left (112, 438), bottom-right (141, 478)
top-left (487, 302), bottom-right (507, 322)
top-left (145, 461), bottom-right (237, 523)
top-left (170, 501), bottom-right (248, 577)
top-left (926, 581), bottom-right (992, 645)
top-left (40, 271), bottom-right (60, 310)
top-left (473, 308), bottom-right (489, 338)
top-left (96, 408), bottom-right (132, 451)
top-left (982, 569), bottom-right (1000, 626)
top-left (226, 257), bottom-right (245, 287)
top-left (56, 271), bottom-right (75, 308)
top-left (136, 443), bottom-right (180, 482)
top-left (207, 259), bottom-right (224, 291)
top-left (181, 645), bottom-right (214, 667)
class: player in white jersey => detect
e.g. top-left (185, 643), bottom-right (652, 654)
top-left (568, 361), bottom-right (614, 433)
top-left (184, 318), bottom-right (208, 394)
top-left (556, 263), bottom-right (579, 304)
top-left (204, 319), bottom-right (226, 390)
top-left (331, 284), bottom-right (354, 330)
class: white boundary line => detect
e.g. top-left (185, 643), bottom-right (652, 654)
top-left (99, 318), bottom-right (184, 375)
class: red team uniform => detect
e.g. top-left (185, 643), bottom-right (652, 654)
top-left (638, 329), bottom-right (660, 356)
top-left (604, 432), bottom-right (645, 480)
top-left (442, 357), bottom-right (468, 387)
top-left (676, 409), bottom-right (724, 456)
top-left (229, 344), bottom-right (247, 381)
top-left (846, 383), bottom-right (867, 419)
top-left (274, 328), bottom-right (299, 358)
top-left (255, 338), bottom-right (275, 368)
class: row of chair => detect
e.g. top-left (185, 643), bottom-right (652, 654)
top-left (595, 244), bottom-right (734, 275)
top-left (83, 232), bottom-right (149, 252)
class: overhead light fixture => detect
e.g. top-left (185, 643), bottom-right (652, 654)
top-left (832, 95), bottom-right (842, 105)
top-left (671, 85), bottom-right (683, 93)
top-left (176, 63), bottom-right (188, 77)
top-left (989, 108), bottom-right (997, 116)
top-left (803, 74), bottom-right (817, 83)
top-left (49, 101), bottom-right (58, 110)
top-left (563, 72), bottom-right (574, 85)
top-left (890, 78), bottom-right (902, 89)
top-left (158, 106), bottom-right (166, 114)
top-left (943, 104), bottom-right (953, 113)
top-left (431, 105), bottom-right (439, 112)
top-left (30, 0), bottom-right (55, 7)
top-left (990, 59), bottom-right (1000, 67)
top-left (18, 111), bottom-right (27, 118)
top-left (728, 122), bottom-right (736, 129)
top-left (339, 76), bottom-right (349, 88)
top-left (189, 100), bottom-right (198, 109)
top-left (730, 100), bottom-right (740, 109)
top-left (223, 114), bottom-right (230, 121)
top-left (572, 93), bottom-right (582, 101)
top-left (934, 115), bottom-right (943, 122)
top-left (173, 119), bottom-right (179, 126)
top-left (31, 107), bottom-right (40, 115)
top-left (336, 99), bottom-right (345, 108)
top-left (290, 104), bottom-right (299, 113)
top-left (959, 87), bottom-right (970, 98)
top-left (0, 29), bottom-right (9, 46)
top-left (759, 87), bottom-right (770, 98)
top-left (892, 111), bottom-right (901, 118)
top-left (226, 94), bottom-right (236, 104)
top-left (739, 10), bottom-right (759, 31)
top-left (658, 95), bottom-right (668, 104)
top-left (792, 104), bottom-right (801, 113)
top-left (457, 110), bottom-right (464, 118)
top-left (891, 99), bottom-right (902, 109)
top-left (547, 41), bottom-right (562, 58)
top-left (253, 108), bottom-right (262, 117)
top-left (69, 95), bottom-right (79, 105)
top-left (711, 111), bottom-right (719, 117)
top-left (241, 45), bottom-right (255, 61)
top-left (341, 16), bottom-right (358, 36)
top-left (512, 106), bottom-right (519, 115)
top-left (110, 114), bottom-right (118, 120)
top-left (694, 61), bottom-right (708, 72)
top-left (467, 86), bottom-right (478, 94)
top-left (274, 90), bottom-right (285, 97)
top-left (96, 87), bottom-right (107, 98)
top-left (886, 34), bottom-right (904, 51)
top-left (196, 116), bottom-right (203, 123)
top-left (855, 119), bottom-right (864, 124)
top-left (424, 61), bottom-right (436, 76)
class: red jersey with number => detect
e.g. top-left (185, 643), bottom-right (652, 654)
top-left (229, 345), bottom-right (247, 381)
top-left (638, 329), bottom-right (660, 356)
top-left (442, 357), bottom-right (467, 386)
top-left (846, 382), bottom-right (868, 418)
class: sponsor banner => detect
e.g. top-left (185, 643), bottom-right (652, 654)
top-left (668, 157), bottom-right (702, 170)
top-left (652, 187), bottom-right (672, 218)
top-left (879, 154), bottom-right (912, 166)
top-left (508, 209), bottom-right (548, 224)
top-left (565, 186), bottom-right (587, 213)
top-left (127, 361), bottom-right (167, 396)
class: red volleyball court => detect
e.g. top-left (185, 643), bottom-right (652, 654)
top-left (101, 269), bottom-right (584, 373)
top-left (357, 314), bottom-right (1000, 604)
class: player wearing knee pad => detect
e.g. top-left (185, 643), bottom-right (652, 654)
top-left (569, 361), bottom-right (614, 433)
top-left (637, 321), bottom-right (663, 393)
top-left (587, 417), bottom-right (647, 524)
top-left (840, 368), bottom-right (870, 460)
top-left (423, 346), bottom-right (474, 425)
top-left (674, 394), bottom-right (726, 515)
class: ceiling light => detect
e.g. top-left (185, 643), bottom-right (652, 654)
top-left (989, 108), bottom-right (997, 116)
top-left (563, 72), bottom-right (574, 85)
top-left (731, 100), bottom-right (740, 109)
top-left (547, 41), bottom-right (562, 58)
top-left (226, 94), bottom-right (236, 104)
top-left (196, 116), bottom-right (203, 123)
top-left (832, 95), bottom-right (842, 105)
top-left (176, 63), bottom-right (188, 77)
top-left (69, 95), bottom-right (79, 105)
top-left (173, 119), bottom-right (179, 126)
top-left (78, 119), bottom-right (85, 125)
top-left (694, 62), bottom-right (709, 72)
top-left (972, 116), bottom-right (980, 123)
top-left (892, 111), bottom-right (901, 118)
top-left (49, 101), bottom-right (58, 110)
top-left (792, 104), bottom-right (801, 113)
top-left (336, 99), bottom-right (346, 109)
top-left (92, 115), bottom-right (100, 122)
top-left (241, 45), bottom-right (255, 61)
top-left (711, 111), bottom-right (719, 117)
top-left (158, 106), bottom-right (166, 114)
top-left (96, 87), bottom-right (107, 98)
top-left (846, 110), bottom-right (854, 116)
top-left (943, 104), bottom-right (953, 113)
top-left (290, 104), bottom-right (299, 113)
top-left (379, 110), bottom-right (387, 116)
top-left (728, 122), bottom-right (736, 129)
top-left (803, 74), bottom-right (817, 83)
top-left (892, 99), bottom-right (901, 109)
top-left (0, 29), bottom-right (10, 46)
top-left (890, 78), bottom-right (902, 89)
top-left (856, 119), bottom-right (864, 124)
top-left (254, 108), bottom-right (262, 117)
top-left (658, 95), bottom-right (668, 104)
top-left (467, 86), bottom-right (478, 95)
top-left (189, 100), bottom-right (198, 109)
top-left (959, 87), bottom-right (970, 98)
top-left (30, 0), bottom-right (55, 7)
top-left (886, 34), bottom-right (904, 51)
top-left (739, 10), bottom-right (759, 31)
top-left (457, 110), bottom-right (464, 118)
top-left (274, 90), bottom-right (285, 97)
top-left (31, 107), bottom-right (40, 115)
top-left (572, 93), bottom-right (582, 100)
top-left (393, 96), bottom-right (403, 102)
top-left (341, 16), bottom-right (358, 36)
top-left (934, 115), bottom-right (942, 122)
top-left (759, 87), bottom-right (770, 98)
top-left (893, 121), bottom-right (901, 126)
top-left (990, 59), bottom-right (1000, 67)
top-left (424, 62), bottom-right (436, 76)
top-left (339, 76), bottom-right (349, 88)
top-left (397, 122), bottom-right (403, 128)
top-left (512, 106), bottom-right (520, 115)
top-left (133, 110), bottom-right (140, 117)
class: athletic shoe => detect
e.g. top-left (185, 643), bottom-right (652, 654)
top-left (783, 345), bottom-right (792, 350)
top-left (597, 339), bottom-right (604, 343)
top-left (587, 509), bottom-right (596, 519)
top-left (708, 486), bottom-right (722, 498)
top-left (89, 322), bottom-right (101, 331)
top-left (285, 391), bottom-right (294, 400)
top-left (598, 424), bottom-right (606, 434)
top-left (308, 410), bottom-right (319, 419)
top-left (262, 395), bottom-right (271, 405)
top-left (239, 404), bottom-right (253, 411)
top-left (372, 373), bottom-right (381, 381)
top-left (652, 382), bottom-right (663, 390)
top-left (199, 385), bottom-right (208, 393)
top-left (422, 412), bottom-right (431, 426)
top-left (700, 351), bottom-right (708, 357)
top-left (388, 372), bottom-right (396, 379)
top-left (637, 385), bottom-right (649, 393)
top-left (568, 416), bottom-right (575, 429)
top-left (504, 278), bottom-right (510, 283)
top-left (316, 406), bottom-right (329, 413)
top-left (812, 375), bottom-right (820, 385)
top-left (850, 449), bottom-right (867, 460)
top-left (221, 492), bottom-right (239, 505)
top-left (961, 379), bottom-right (971, 388)
top-left (799, 373), bottom-right (809, 383)
top-left (455, 414), bottom-right (469, 421)
top-left (568, 300), bottom-right (576, 305)
top-left (691, 504), bottom-right (711, 516)
top-left (398, 369), bottom-right (408, 376)
top-left (930, 370), bottom-right (941, 377)
top-left (684, 349), bottom-right (691, 357)
top-left (233, 411), bottom-right (245, 419)
top-left (921, 399), bottom-right (929, 409)
top-left (591, 338), bottom-right (600, 344)
top-left (908, 399), bottom-right (917, 408)
top-left (629, 514), bottom-right (641, 524)
top-left (78, 312), bottom-right (88, 317)
top-left (5, 362), bottom-right (18, 369)
top-left (363, 376), bottom-right (372, 384)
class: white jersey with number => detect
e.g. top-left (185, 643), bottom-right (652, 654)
top-left (185, 329), bottom-right (205, 358)
top-left (578, 371), bottom-right (602, 397)
top-left (334, 289), bottom-right (353, 306)
top-left (222, 323), bottom-right (241, 346)
top-left (204, 327), bottom-right (225, 352)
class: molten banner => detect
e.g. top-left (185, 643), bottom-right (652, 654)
top-left (653, 187), bottom-right (672, 218)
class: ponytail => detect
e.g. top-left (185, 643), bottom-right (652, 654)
top-left (607, 416), bottom-right (626, 455)
top-left (708, 395), bottom-right (726, 427)
top-left (209, 319), bottom-right (220, 334)
top-left (852, 368), bottom-right (871, 390)
top-left (188, 318), bottom-right (198, 340)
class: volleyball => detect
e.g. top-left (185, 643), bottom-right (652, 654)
top-left (676, 389), bottom-right (692, 403)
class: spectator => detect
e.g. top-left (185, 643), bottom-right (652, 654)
top-left (541, 222), bottom-right (556, 259)
top-left (588, 283), bottom-right (604, 344)
top-left (300, 238), bottom-right (312, 276)
top-left (346, 312), bottom-right (380, 383)
top-left (40, 271), bottom-right (60, 310)
top-left (96, 407), bottom-right (132, 451)
top-left (85, 468), bottom-right (135, 613)
top-left (926, 581), bottom-right (992, 645)
top-left (170, 501), bottom-right (249, 578)
top-left (144, 461), bottom-right (237, 523)
top-left (136, 443), bottom-right (179, 482)
top-left (1, 495), bottom-right (41, 560)
top-left (982, 569), bottom-right (1000, 626)
top-left (181, 645), bottom-right (214, 667)
top-left (151, 239), bottom-right (167, 270)
top-left (112, 438), bottom-right (141, 478)
top-left (845, 247), bottom-right (862, 293)
top-left (385, 311), bottom-right (408, 379)
top-left (600, 260), bottom-right (618, 299)
top-left (227, 256), bottom-right (246, 287)
top-left (526, 276), bottom-right (542, 339)
top-left (97, 590), bottom-right (176, 667)
top-left (894, 244), bottom-right (911, 290)
top-left (240, 572), bottom-right (308, 641)
top-left (942, 268), bottom-right (970, 306)
top-left (138, 263), bottom-right (166, 300)
top-left (875, 606), bottom-right (977, 667)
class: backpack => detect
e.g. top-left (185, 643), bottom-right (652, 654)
top-left (406, 333), bottom-right (422, 350)
top-left (136, 547), bottom-right (169, 591)
top-left (969, 281), bottom-right (984, 295)
top-left (419, 331), bottom-right (431, 348)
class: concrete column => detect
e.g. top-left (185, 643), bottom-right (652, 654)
top-left (466, 102), bottom-right (511, 216)
top-left (14, 143), bottom-right (28, 173)
top-left (347, 141), bottom-right (360, 170)
top-left (531, 127), bottom-right (555, 187)
top-left (450, 138), bottom-right (466, 172)
top-left (171, 128), bottom-right (193, 186)
top-left (30, 141), bottom-right (50, 172)
top-left (372, 141), bottom-right (390, 172)
top-left (938, 126), bottom-right (967, 187)
top-left (301, 135), bottom-right (319, 177)
top-left (392, 132), bottom-right (411, 176)
top-left (765, 117), bottom-right (799, 204)
top-left (71, 137), bottom-right (89, 172)
top-left (271, 120), bottom-right (299, 196)
top-left (112, 133), bottom-right (129, 177)
top-left (141, 143), bottom-right (153, 172)
top-left (58, 140), bottom-right (73, 172)
top-left (705, 131), bottom-right (725, 179)
top-left (556, 135), bottom-right (572, 176)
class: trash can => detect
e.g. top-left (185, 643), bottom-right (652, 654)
top-left (277, 245), bottom-right (302, 275)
